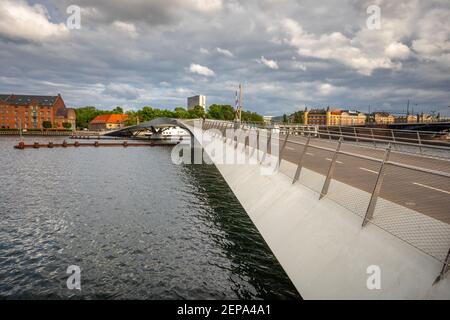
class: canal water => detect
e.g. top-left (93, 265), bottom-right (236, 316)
top-left (0, 137), bottom-right (300, 299)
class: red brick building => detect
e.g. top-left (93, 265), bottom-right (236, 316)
top-left (0, 94), bottom-right (76, 130)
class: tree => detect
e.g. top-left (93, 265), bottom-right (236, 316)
top-left (42, 121), bottom-right (52, 129)
top-left (241, 110), bottom-right (264, 122)
top-left (188, 106), bottom-right (205, 119)
top-left (207, 104), bottom-right (235, 120)
top-left (112, 106), bottom-right (124, 114)
top-left (283, 114), bottom-right (288, 123)
top-left (75, 106), bottom-right (109, 129)
top-left (291, 111), bottom-right (305, 124)
top-left (62, 122), bottom-right (72, 129)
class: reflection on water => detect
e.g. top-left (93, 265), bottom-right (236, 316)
top-left (0, 137), bottom-right (300, 299)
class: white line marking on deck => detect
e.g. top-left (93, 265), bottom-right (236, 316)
top-left (359, 167), bottom-right (378, 174)
top-left (286, 146), bottom-right (295, 151)
top-left (412, 182), bottom-right (450, 195)
top-left (306, 152), bottom-right (314, 156)
top-left (325, 158), bottom-right (343, 164)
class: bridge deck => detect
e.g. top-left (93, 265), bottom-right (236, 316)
top-left (279, 135), bottom-right (450, 225)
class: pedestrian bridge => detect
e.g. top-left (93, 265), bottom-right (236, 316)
top-left (107, 118), bottom-right (450, 299)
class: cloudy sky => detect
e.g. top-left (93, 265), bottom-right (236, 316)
top-left (0, 0), bottom-right (449, 116)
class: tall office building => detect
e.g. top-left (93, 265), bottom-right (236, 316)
top-left (187, 95), bottom-right (206, 110)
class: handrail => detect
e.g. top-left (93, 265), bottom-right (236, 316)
top-left (201, 120), bottom-right (450, 178)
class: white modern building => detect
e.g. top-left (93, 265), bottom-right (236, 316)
top-left (187, 95), bottom-right (206, 110)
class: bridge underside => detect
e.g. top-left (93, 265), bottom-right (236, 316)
top-left (386, 122), bottom-right (450, 132)
top-left (104, 117), bottom-right (192, 137)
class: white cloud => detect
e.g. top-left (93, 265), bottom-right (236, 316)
top-left (190, 0), bottom-right (223, 12)
top-left (257, 56), bottom-right (279, 69)
top-left (189, 63), bottom-right (215, 76)
top-left (216, 47), bottom-right (234, 57)
top-left (103, 83), bottom-right (141, 100)
top-left (112, 21), bottom-right (138, 38)
top-left (281, 18), bottom-right (398, 75)
top-left (200, 48), bottom-right (210, 54)
top-left (0, 0), bottom-right (69, 43)
top-left (385, 42), bottom-right (410, 60)
top-left (292, 61), bottom-right (307, 71)
top-left (318, 83), bottom-right (341, 96)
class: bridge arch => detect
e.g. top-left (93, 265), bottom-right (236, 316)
top-left (104, 117), bottom-right (195, 138)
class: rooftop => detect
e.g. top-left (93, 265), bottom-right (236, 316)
top-left (0, 94), bottom-right (61, 106)
top-left (90, 114), bottom-right (128, 124)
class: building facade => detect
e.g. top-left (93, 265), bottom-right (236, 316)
top-left (372, 112), bottom-right (395, 124)
top-left (303, 108), bottom-right (366, 126)
top-left (88, 114), bottom-right (128, 131)
top-left (394, 114), bottom-right (418, 123)
top-left (0, 94), bottom-right (76, 130)
top-left (187, 95), bottom-right (206, 110)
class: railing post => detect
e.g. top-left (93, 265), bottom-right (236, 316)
top-left (293, 135), bottom-right (311, 184)
top-left (327, 127), bottom-right (331, 141)
top-left (363, 144), bottom-right (392, 227)
top-left (434, 248), bottom-right (450, 284)
top-left (260, 130), bottom-right (272, 164)
top-left (354, 127), bottom-right (359, 145)
top-left (440, 249), bottom-right (450, 279)
top-left (417, 131), bottom-right (423, 154)
top-left (320, 137), bottom-right (343, 199)
top-left (278, 132), bottom-right (290, 168)
top-left (370, 128), bottom-right (376, 147)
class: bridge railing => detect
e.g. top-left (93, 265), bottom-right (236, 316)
top-left (240, 122), bottom-right (450, 158)
top-left (199, 119), bottom-right (450, 281)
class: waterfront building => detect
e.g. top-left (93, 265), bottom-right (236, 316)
top-left (417, 113), bottom-right (438, 123)
top-left (372, 112), bottom-right (395, 124)
top-left (88, 114), bottom-right (128, 131)
top-left (0, 94), bottom-right (76, 130)
top-left (339, 110), bottom-right (367, 125)
top-left (187, 95), bottom-right (206, 111)
top-left (263, 116), bottom-right (273, 124)
top-left (394, 114), bottom-right (417, 123)
top-left (303, 107), bottom-right (366, 126)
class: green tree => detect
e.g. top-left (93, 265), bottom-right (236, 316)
top-left (62, 122), bottom-right (72, 129)
top-left (241, 110), bottom-right (264, 122)
top-left (283, 114), bottom-right (288, 123)
top-left (42, 121), bottom-right (52, 129)
top-left (291, 111), bottom-right (305, 124)
top-left (207, 104), bottom-right (235, 120)
top-left (112, 106), bottom-right (124, 114)
top-left (187, 106), bottom-right (205, 119)
top-left (75, 106), bottom-right (109, 129)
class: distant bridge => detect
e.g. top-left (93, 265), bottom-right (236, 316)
top-left (384, 121), bottom-right (450, 132)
